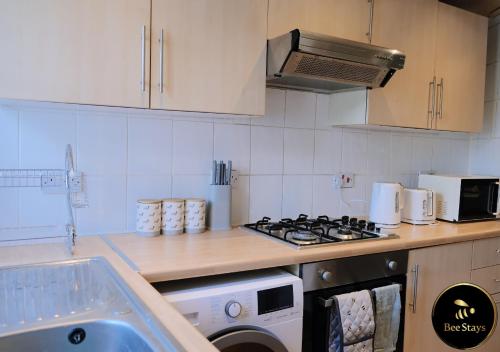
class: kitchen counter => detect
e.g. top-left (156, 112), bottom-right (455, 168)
top-left (106, 221), bottom-right (500, 283)
top-left (0, 237), bottom-right (218, 352)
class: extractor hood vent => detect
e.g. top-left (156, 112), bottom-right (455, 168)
top-left (267, 29), bottom-right (405, 93)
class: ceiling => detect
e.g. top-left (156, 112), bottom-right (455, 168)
top-left (441, 0), bottom-right (500, 17)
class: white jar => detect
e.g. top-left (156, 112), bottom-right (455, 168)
top-left (184, 198), bottom-right (206, 234)
top-left (162, 198), bottom-right (185, 235)
top-left (136, 199), bottom-right (162, 237)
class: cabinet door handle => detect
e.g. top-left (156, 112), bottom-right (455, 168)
top-left (427, 76), bottom-right (436, 128)
top-left (141, 25), bottom-right (146, 92)
top-left (436, 78), bottom-right (444, 120)
top-left (366, 0), bottom-right (374, 42)
top-left (159, 28), bottom-right (164, 94)
top-left (409, 264), bottom-right (419, 313)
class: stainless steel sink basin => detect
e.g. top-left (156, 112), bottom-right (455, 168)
top-left (0, 320), bottom-right (155, 352)
top-left (0, 257), bottom-right (182, 351)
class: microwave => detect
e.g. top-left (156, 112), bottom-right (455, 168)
top-left (418, 174), bottom-right (500, 222)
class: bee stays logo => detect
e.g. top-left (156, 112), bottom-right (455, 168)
top-left (432, 283), bottom-right (497, 349)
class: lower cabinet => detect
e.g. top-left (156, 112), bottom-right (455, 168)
top-left (404, 238), bottom-right (500, 351)
top-left (404, 242), bottom-right (473, 352)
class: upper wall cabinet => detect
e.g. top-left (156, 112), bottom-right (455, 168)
top-left (367, 0), bottom-right (438, 129)
top-left (433, 3), bottom-right (488, 132)
top-left (330, 0), bottom-right (488, 133)
top-left (150, 0), bottom-right (267, 115)
top-left (267, 0), bottom-right (372, 42)
top-left (0, 0), bottom-right (151, 108)
top-left (0, 0), bottom-right (267, 116)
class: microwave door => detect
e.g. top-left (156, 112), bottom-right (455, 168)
top-left (458, 179), bottom-right (499, 221)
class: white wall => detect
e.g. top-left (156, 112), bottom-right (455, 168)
top-left (470, 16), bottom-right (500, 175)
top-left (0, 89), bottom-right (470, 242)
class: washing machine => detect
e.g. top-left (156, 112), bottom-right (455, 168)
top-left (158, 269), bottom-right (303, 352)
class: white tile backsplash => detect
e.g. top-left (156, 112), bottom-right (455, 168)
top-left (285, 90), bottom-right (316, 128)
top-left (76, 175), bottom-right (126, 235)
top-left (0, 86), bottom-right (472, 240)
top-left (128, 118), bottom-right (173, 175)
top-left (214, 123), bottom-right (251, 175)
top-left (313, 129), bottom-right (342, 175)
top-left (252, 88), bottom-right (285, 127)
top-left (312, 175), bottom-right (340, 218)
top-left (250, 126), bottom-right (284, 174)
top-left (249, 175), bottom-right (283, 222)
top-left (172, 120), bottom-right (213, 175)
top-left (0, 107), bottom-right (18, 168)
top-left (341, 130), bottom-right (368, 174)
top-left (19, 109), bottom-right (76, 169)
top-left (366, 131), bottom-right (391, 176)
top-left (77, 111), bottom-right (127, 175)
top-left (282, 175), bottom-right (313, 218)
top-left (283, 128), bottom-right (314, 174)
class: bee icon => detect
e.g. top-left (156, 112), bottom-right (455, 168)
top-left (454, 299), bottom-right (475, 320)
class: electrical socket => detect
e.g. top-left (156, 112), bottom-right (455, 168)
top-left (230, 170), bottom-right (240, 187)
top-left (333, 173), bottom-right (354, 189)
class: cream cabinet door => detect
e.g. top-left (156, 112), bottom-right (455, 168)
top-left (150, 0), bottom-right (267, 115)
top-left (0, 0), bottom-right (150, 108)
top-left (367, 0), bottom-right (438, 129)
top-left (404, 242), bottom-right (473, 352)
top-left (267, 0), bottom-right (372, 42)
top-left (434, 3), bottom-right (488, 132)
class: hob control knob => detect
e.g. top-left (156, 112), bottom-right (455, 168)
top-left (225, 301), bottom-right (242, 318)
top-left (320, 270), bottom-right (334, 283)
top-left (387, 260), bottom-right (398, 271)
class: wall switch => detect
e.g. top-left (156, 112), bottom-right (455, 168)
top-left (230, 170), bottom-right (240, 188)
top-left (333, 173), bottom-right (354, 189)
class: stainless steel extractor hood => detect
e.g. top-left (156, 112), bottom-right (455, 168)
top-left (267, 29), bottom-right (405, 93)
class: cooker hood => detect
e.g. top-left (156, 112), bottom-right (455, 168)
top-left (267, 29), bottom-right (405, 93)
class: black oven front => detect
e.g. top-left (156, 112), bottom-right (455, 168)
top-left (288, 250), bottom-right (408, 352)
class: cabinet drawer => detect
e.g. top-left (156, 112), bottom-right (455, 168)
top-left (471, 265), bottom-right (500, 294)
top-left (472, 237), bottom-right (500, 269)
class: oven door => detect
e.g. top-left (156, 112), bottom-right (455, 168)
top-left (302, 276), bottom-right (406, 352)
top-left (458, 179), bottom-right (500, 221)
top-left (210, 327), bottom-right (288, 352)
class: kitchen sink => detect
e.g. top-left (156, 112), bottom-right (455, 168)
top-left (0, 257), bottom-right (181, 351)
top-left (0, 320), bottom-right (155, 352)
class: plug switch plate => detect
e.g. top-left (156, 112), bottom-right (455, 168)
top-left (333, 173), bottom-right (354, 189)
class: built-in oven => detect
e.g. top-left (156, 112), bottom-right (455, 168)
top-left (287, 250), bottom-right (408, 352)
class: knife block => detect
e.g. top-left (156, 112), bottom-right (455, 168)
top-left (208, 185), bottom-right (232, 231)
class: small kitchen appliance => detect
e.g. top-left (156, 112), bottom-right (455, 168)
top-left (369, 182), bottom-right (404, 228)
top-left (418, 174), bottom-right (500, 222)
top-left (402, 188), bottom-right (436, 225)
top-left (243, 214), bottom-right (397, 249)
top-left (158, 269), bottom-right (303, 352)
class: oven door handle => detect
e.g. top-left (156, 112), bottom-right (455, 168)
top-left (317, 283), bottom-right (403, 308)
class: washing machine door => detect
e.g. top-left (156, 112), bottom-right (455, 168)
top-left (210, 328), bottom-right (288, 352)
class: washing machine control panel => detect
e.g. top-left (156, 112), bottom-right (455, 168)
top-left (162, 270), bottom-right (303, 338)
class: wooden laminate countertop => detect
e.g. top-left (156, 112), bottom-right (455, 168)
top-left (106, 221), bottom-right (500, 283)
top-left (0, 237), bottom-right (218, 352)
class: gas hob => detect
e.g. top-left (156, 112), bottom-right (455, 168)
top-left (243, 214), bottom-right (398, 249)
